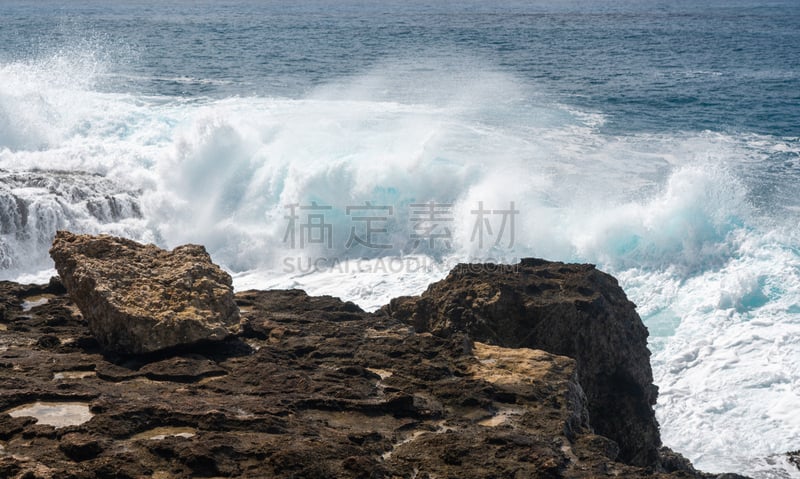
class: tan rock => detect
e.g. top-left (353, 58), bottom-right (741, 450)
top-left (49, 231), bottom-right (239, 354)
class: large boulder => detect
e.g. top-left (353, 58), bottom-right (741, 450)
top-left (383, 258), bottom-right (661, 468)
top-left (49, 231), bottom-right (239, 354)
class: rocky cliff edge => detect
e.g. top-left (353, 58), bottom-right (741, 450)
top-left (0, 233), bottom-right (751, 478)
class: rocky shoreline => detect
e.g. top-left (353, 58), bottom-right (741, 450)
top-left (0, 233), bottom-right (757, 478)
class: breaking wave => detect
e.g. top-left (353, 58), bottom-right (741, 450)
top-left (1, 49), bottom-right (799, 477)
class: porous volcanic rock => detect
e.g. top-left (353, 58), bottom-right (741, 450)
top-left (0, 239), bottom-right (750, 478)
top-left (49, 231), bottom-right (239, 354)
top-left (383, 258), bottom-right (661, 467)
top-left (0, 282), bottom-right (746, 478)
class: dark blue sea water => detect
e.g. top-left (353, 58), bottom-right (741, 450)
top-left (1, 1), bottom-right (799, 476)
top-left (2, 0), bottom-right (799, 135)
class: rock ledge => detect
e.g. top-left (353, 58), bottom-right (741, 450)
top-left (0, 235), bottom-right (753, 478)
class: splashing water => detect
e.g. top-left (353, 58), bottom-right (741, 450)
top-left (1, 3), bottom-right (800, 476)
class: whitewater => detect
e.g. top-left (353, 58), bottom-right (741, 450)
top-left (2, 2), bottom-right (800, 477)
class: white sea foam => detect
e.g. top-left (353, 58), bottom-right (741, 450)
top-left (0, 52), bottom-right (798, 477)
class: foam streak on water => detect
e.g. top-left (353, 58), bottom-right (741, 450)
top-left (1, 41), bottom-right (799, 478)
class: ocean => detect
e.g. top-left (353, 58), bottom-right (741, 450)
top-left (1, 0), bottom-right (799, 476)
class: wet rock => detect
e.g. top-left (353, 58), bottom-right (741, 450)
top-left (49, 231), bottom-right (239, 354)
top-left (58, 433), bottom-right (104, 461)
top-left (0, 459), bottom-right (21, 479)
top-left (0, 262), bottom-right (747, 478)
top-left (139, 355), bottom-right (227, 383)
top-left (659, 446), bottom-right (697, 474)
top-left (384, 258), bottom-right (660, 467)
top-left (0, 414), bottom-right (36, 440)
top-left (788, 450), bottom-right (800, 471)
top-left (35, 336), bottom-right (60, 350)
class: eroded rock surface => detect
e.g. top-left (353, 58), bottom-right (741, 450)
top-left (384, 258), bottom-right (660, 467)
top-left (49, 231), bottom-right (239, 354)
top-left (0, 277), bottom-right (747, 478)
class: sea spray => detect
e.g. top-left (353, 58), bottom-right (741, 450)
top-left (0, 22), bottom-right (798, 475)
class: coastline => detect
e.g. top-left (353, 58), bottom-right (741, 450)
top-left (0, 245), bottom-right (764, 478)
